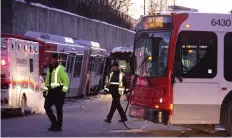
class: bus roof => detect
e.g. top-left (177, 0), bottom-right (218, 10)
top-left (24, 31), bottom-right (88, 49)
top-left (25, 31), bottom-right (75, 44)
top-left (1, 33), bottom-right (46, 44)
top-left (112, 46), bottom-right (133, 53)
top-left (24, 31), bottom-right (103, 49)
top-left (73, 39), bottom-right (101, 48)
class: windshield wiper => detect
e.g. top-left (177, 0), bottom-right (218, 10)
top-left (139, 55), bottom-right (150, 68)
top-left (138, 55), bottom-right (152, 87)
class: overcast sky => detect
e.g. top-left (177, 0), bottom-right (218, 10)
top-left (128, 0), bottom-right (232, 19)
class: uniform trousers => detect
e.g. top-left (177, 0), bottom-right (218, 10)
top-left (44, 86), bottom-right (65, 128)
top-left (107, 85), bottom-right (127, 120)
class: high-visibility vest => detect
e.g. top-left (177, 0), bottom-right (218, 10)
top-left (104, 72), bottom-right (125, 95)
top-left (44, 65), bottom-right (70, 93)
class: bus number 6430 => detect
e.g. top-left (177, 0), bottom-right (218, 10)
top-left (211, 19), bottom-right (231, 26)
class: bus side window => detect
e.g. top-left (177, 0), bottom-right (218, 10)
top-left (30, 58), bottom-right (33, 72)
top-left (177, 31), bottom-right (218, 78)
top-left (224, 32), bottom-right (232, 82)
top-left (73, 55), bottom-right (83, 77)
top-left (98, 58), bottom-right (104, 75)
top-left (59, 53), bottom-right (68, 67)
top-left (88, 56), bottom-right (93, 72)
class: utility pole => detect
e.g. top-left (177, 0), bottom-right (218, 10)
top-left (173, 0), bottom-right (176, 5)
top-left (144, 0), bottom-right (146, 15)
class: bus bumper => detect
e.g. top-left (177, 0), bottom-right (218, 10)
top-left (1, 106), bottom-right (11, 112)
top-left (129, 105), bottom-right (169, 125)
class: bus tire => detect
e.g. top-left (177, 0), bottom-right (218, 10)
top-left (222, 99), bottom-right (232, 135)
top-left (19, 94), bottom-right (27, 116)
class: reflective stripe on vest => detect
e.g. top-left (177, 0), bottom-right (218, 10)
top-left (50, 65), bottom-right (62, 88)
top-left (119, 72), bottom-right (123, 87)
top-left (108, 72), bottom-right (125, 94)
top-left (110, 82), bottom-right (119, 85)
top-left (108, 72), bottom-right (114, 82)
top-left (108, 72), bottom-right (123, 86)
top-left (54, 65), bottom-right (61, 84)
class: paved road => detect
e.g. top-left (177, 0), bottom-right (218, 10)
top-left (1, 94), bottom-right (230, 137)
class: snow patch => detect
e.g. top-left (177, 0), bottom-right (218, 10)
top-left (14, 0), bottom-right (135, 33)
top-left (15, 0), bottom-right (26, 3)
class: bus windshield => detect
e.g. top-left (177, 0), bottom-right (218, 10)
top-left (134, 31), bottom-right (171, 77)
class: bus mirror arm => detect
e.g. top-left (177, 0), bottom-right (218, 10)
top-left (177, 75), bottom-right (183, 83)
top-left (171, 73), bottom-right (183, 84)
top-left (172, 62), bottom-right (183, 83)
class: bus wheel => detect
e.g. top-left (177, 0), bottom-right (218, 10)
top-left (222, 100), bottom-right (232, 135)
top-left (19, 95), bottom-right (27, 116)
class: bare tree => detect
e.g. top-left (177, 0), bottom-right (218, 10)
top-left (147, 0), bottom-right (168, 15)
top-left (108, 0), bottom-right (132, 14)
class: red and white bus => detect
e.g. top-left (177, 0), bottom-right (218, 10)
top-left (129, 12), bottom-right (232, 134)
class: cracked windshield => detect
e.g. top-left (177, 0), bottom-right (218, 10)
top-left (134, 31), bottom-right (171, 77)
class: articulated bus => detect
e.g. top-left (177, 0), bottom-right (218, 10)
top-left (129, 12), bottom-right (232, 134)
top-left (22, 31), bottom-right (107, 98)
top-left (24, 31), bottom-right (107, 97)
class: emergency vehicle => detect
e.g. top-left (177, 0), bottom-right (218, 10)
top-left (24, 31), bottom-right (108, 97)
top-left (111, 46), bottom-right (133, 72)
top-left (1, 34), bottom-right (41, 115)
top-left (109, 46), bottom-right (134, 97)
top-left (129, 12), bottom-right (232, 134)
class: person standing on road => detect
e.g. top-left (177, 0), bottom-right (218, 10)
top-left (104, 61), bottom-right (127, 123)
top-left (43, 53), bottom-right (70, 132)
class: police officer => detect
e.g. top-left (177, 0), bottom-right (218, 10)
top-left (43, 53), bottom-right (70, 132)
top-left (104, 61), bottom-right (127, 123)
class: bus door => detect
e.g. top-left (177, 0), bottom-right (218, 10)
top-left (100, 56), bottom-right (108, 90)
top-left (172, 31), bottom-right (219, 123)
top-left (65, 52), bottom-right (76, 97)
top-left (79, 49), bottom-right (91, 96)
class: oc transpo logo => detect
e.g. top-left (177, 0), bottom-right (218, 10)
top-left (17, 58), bottom-right (27, 66)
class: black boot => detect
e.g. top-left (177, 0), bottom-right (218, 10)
top-left (48, 125), bottom-right (56, 131)
top-left (52, 127), bottom-right (62, 132)
top-left (104, 119), bottom-right (111, 123)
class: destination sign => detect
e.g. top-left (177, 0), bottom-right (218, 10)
top-left (134, 16), bottom-right (173, 31)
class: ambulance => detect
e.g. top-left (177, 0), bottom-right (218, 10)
top-left (1, 34), bottom-right (42, 115)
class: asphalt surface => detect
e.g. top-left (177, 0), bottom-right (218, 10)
top-left (1, 94), bottom-right (230, 137)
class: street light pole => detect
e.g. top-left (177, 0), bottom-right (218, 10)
top-left (144, 0), bottom-right (146, 15)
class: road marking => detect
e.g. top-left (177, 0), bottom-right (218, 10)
top-left (108, 129), bottom-right (147, 133)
